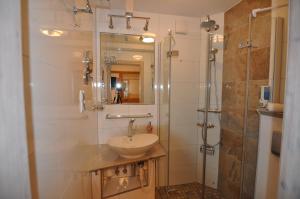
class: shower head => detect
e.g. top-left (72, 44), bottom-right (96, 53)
top-left (201, 15), bottom-right (219, 32)
top-left (201, 15), bottom-right (216, 28)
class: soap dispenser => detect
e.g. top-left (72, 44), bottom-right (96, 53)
top-left (146, 121), bottom-right (153, 133)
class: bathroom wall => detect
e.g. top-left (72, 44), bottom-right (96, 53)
top-left (279, 1), bottom-right (300, 198)
top-left (220, 0), bottom-right (271, 198)
top-left (23, 0), bottom-right (98, 198)
top-left (0, 1), bottom-right (32, 198)
top-left (96, 9), bottom-right (224, 188)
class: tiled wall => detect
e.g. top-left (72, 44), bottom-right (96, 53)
top-left (96, 9), bottom-right (201, 185)
top-left (169, 23), bottom-right (202, 185)
top-left (96, 9), bottom-right (224, 188)
top-left (25, 2), bottom-right (225, 196)
top-left (220, 0), bottom-right (271, 198)
top-left (24, 0), bottom-right (97, 198)
top-left (168, 14), bottom-right (223, 188)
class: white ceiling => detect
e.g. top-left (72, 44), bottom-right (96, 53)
top-left (99, 0), bottom-right (240, 17)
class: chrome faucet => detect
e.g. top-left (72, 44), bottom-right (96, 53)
top-left (128, 118), bottom-right (136, 138)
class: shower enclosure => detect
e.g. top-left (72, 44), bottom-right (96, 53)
top-left (219, 1), bottom-right (288, 199)
top-left (158, 16), bottom-right (223, 198)
top-left (158, 1), bottom-right (288, 198)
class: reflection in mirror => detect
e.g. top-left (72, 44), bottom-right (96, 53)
top-left (100, 33), bottom-right (155, 104)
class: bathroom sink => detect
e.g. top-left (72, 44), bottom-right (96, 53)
top-left (107, 134), bottom-right (159, 159)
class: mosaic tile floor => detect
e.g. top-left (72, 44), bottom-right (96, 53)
top-left (156, 182), bottom-right (224, 199)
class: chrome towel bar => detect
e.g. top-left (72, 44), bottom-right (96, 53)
top-left (197, 108), bottom-right (221, 114)
top-left (106, 113), bottom-right (153, 119)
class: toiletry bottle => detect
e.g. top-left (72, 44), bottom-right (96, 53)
top-left (146, 121), bottom-right (153, 133)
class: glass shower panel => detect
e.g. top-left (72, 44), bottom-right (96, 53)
top-left (25, 1), bottom-right (99, 198)
top-left (158, 32), bottom-right (200, 186)
top-left (241, 6), bottom-right (272, 199)
top-left (158, 35), bottom-right (171, 186)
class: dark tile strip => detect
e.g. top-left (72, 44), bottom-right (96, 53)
top-left (156, 182), bottom-right (223, 199)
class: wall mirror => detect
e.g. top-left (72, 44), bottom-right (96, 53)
top-left (269, 16), bottom-right (288, 104)
top-left (100, 33), bottom-right (155, 105)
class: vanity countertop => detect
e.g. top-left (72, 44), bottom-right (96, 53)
top-left (71, 143), bottom-right (166, 172)
top-left (257, 108), bottom-right (283, 118)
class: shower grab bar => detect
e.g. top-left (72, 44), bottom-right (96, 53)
top-left (106, 113), bottom-right (153, 119)
top-left (197, 108), bottom-right (221, 114)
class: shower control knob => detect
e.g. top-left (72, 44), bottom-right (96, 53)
top-left (123, 167), bottom-right (127, 174)
top-left (197, 122), bottom-right (215, 129)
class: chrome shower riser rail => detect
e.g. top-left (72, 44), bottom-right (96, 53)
top-left (201, 33), bottom-right (213, 199)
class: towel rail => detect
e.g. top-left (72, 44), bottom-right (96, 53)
top-left (106, 113), bottom-right (153, 119)
top-left (197, 108), bottom-right (221, 114)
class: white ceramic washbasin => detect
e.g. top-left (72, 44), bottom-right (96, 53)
top-left (107, 134), bottom-right (159, 159)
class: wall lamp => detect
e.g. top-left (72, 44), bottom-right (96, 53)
top-left (108, 12), bottom-right (150, 30)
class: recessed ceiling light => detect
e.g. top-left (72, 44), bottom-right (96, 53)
top-left (40, 29), bottom-right (65, 37)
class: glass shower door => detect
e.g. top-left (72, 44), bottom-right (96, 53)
top-left (158, 34), bottom-right (172, 186)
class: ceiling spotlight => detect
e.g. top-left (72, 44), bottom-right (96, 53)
top-left (126, 17), bottom-right (131, 29)
top-left (144, 19), bottom-right (149, 31)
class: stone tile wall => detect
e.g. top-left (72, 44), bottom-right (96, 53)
top-left (219, 0), bottom-right (271, 198)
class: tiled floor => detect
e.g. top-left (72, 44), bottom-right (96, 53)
top-left (156, 182), bottom-right (223, 199)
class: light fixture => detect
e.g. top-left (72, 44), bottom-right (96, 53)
top-left (143, 37), bottom-right (154, 43)
top-left (140, 33), bottom-right (156, 43)
top-left (40, 29), bottom-right (65, 37)
top-left (132, 55), bottom-right (143, 60)
top-left (144, 19), bottom-right (149, 31)
top-left (116, 83), bottom-right (122, 89)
